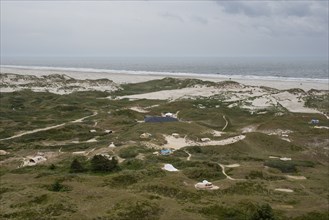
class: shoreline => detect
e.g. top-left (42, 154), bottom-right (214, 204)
top-left (1, 66), bottom-right (328, 91)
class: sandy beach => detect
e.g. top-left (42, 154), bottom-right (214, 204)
top-left (1, 66), bottom-right (328, 91)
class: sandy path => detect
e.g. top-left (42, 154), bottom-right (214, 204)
top-left (222, 115), bottom-right (228, 131)
top-left (184, 150), bottom-right (191, 161)
top-left (218, 163), bottom-right (244, 181)
top-left (0, 112), bottom-right (98, 141)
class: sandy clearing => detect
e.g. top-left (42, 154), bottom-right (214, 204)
top-left (273, 91), bottom-right (320, 114)
top-left (241, 125), bottom-right (258, 134)
top-left (0, 112), bottom-right (98, 141)
top-left (275, 188), bottom-right (294, 193)
top-left (286, 175), bottom-right (307, 180)
top-left (163, 135), bottom-right (246, 149)
top-left (86, 138), bottom-right (98, 143)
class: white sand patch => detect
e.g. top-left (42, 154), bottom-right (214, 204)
top-left (241, 125), bottom-right (258, 134)
top-left (0, 150), bottom-right (9, 155)
top-left (162, 164), bottom-right (179, 172)
top-left (86, 138), bottom-right (98, 143)
top-left (129, 106), bottom-right (149, 113)
top-left (269, 156), bottom-right (280, 159)
top-left (163, 136), bottom-right (193, 149)
top-left (286, 175), bottom-right (307, 180)
top-left (72, 151), bottom-right (87, 155)
top-left (163, 135), bottom-right (245, 149)
top-left (273, 91), bottom-right (320, 113)
top-left (275, 188), bottom-right (294, 193)
top-left (280, 157), bottom-right (292, 161)
top-left (211, 130), bottom-right (224, 137)
top-left (108, 142), bottom-right (116, 148)
top-left (224, 164), bottom-right (240, 168)
top-left (242, 96), bottom-right (277, 110)
top-left (314, 126), bottom-right (329, 129)
top-left (281, 137), bottom-right (291, 142)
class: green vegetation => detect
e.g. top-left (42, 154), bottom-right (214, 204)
top-left (0, 77), bottom-right (328, 219)
top-left (91, 155), bottom-right (119, 172)
top-left (264, 160), bottom-right (315, 173)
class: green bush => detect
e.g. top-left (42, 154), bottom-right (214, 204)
top-left (91, 155), bottom-right (119, 173)
top-left (264, 160), bottom-right (314, 173)
top-left (49, 180), bottom-right (70, 192)
top-left (121, 159), bottom-right (145, 170)
top-left (118, 147), bottom-right (139, 159)
top-left (250, 204), bottom-right (275, 220)
top-left (172, 149), bottom-right (189, 158)
top-left (70, 158), bottom-right (86, 173)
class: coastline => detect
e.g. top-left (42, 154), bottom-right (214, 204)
top-left (1, 66), bottom-right (328, 91)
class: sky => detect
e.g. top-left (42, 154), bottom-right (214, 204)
top-left (1, 1), bottom-right (328, 57)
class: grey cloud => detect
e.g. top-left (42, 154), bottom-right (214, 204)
top-left (191, 15), bottom-right (208, 24)
top-left (216, 1), bottom-right (321, 18)
top-left (217, 1), bottom-right (270, 17)
top-left (159, 12), bottom-right (184, 22)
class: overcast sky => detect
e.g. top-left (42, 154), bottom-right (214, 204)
top-left (1, 1), bottom-right (328, 57)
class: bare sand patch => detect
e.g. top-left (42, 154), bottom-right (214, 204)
top-left (163, 135), bottom-right (246, 149)
top-left (314, 126), bottom-right (329, 129)
top-left (129, 106), bottom-right (149, 113)
top-left (275, 188), bottom-right (294, 193)
top-left (286, 175), bottom-right (307, 180)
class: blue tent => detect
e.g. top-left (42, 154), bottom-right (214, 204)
top-left (160, 149), bottom-right (172, 155)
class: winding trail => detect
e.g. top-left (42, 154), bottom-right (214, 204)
top-left (0, 111), bottom-right (98, 141)
top-left (218, 163), bottom-right (245, 181)
top-left (222, 115), bottom-right (228, 131)
top-left (184, 150), bottom-right (191, 161)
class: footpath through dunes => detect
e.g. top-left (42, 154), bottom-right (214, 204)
top-left (0, 111), bottom-right (98, 141)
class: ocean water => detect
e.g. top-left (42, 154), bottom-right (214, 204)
top-left (1, 56), bottom-right (328, 80)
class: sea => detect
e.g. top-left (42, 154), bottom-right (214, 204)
top-left (1, 56), bottom-right (328, 82)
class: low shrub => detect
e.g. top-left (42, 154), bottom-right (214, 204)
top-left (107, 173), bottom-right (141, 187)
top-left (107, 200), bottom-right (163, 220)
top-left (264, 160), bottom-right (314, 173)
